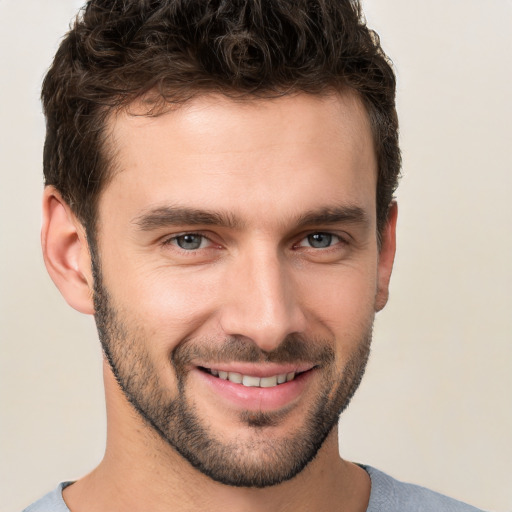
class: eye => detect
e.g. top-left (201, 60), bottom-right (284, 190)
top-left (167, 233), bottom-right (209, 250)
top-left (298, 232), bottom-right (341, 249)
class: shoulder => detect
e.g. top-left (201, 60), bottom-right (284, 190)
top-left (362, 466), bottom-right (488, 512)
top-left (22, 482), bottom-right (73, 512)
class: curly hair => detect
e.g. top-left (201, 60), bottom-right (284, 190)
top-left (42, 0), bottom-right (400, 236)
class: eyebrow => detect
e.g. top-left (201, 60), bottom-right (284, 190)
top-left (133, 204), bottom-right (369, 232)
top-left (294, 206), bottom-right (369, 229)
top-left (133, 206), bottom-right (244, 231)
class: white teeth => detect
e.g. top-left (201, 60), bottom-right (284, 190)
top-left (260, 376), bottom-right (278, 387)
top-left (227, 372), bottom-right (243, 384)
top-left (242, 375), bottom-right (261, 387)
top-left (209, 369), bottom-right (299, 387)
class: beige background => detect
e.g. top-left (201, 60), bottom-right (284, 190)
top-left (1, 1), bottom-right (511, 511)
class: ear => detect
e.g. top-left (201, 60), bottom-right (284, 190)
top-left (375, 202), bottom-right (398, 312)
top-left (41, 186), bottom-right (95, 315)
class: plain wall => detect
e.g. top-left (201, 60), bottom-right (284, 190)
top-left (0, 1), bottom-right (511, 511)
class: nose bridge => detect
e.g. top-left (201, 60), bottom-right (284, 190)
top-left (220, 244), bottom-right (305, 351)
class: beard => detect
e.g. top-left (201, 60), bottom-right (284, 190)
top-left (92, 259), bottom-right (372, 488)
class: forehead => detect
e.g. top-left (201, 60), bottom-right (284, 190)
top-left (100, 91), bottom-right (377, 230)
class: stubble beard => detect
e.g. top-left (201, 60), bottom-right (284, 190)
top-left (92, 259), bottom-right (373, 488)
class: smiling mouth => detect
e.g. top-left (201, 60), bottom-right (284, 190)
top-left (198, 367), bottom-right (312, 388)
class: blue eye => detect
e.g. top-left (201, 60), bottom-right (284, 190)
top-left (300, 233), bottom-right (340, 249)
top-left (173, 234), bottom-right (206, 250)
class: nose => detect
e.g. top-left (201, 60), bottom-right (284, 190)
top-left (218, 247), bottom-right (307, 353)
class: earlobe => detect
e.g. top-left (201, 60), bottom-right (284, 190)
top-left (41, 186), bottom-right (95, 315)
top-left (375, 202), bottom-right (398, 312)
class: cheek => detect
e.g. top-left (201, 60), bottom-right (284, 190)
top-left (103, 259), bottom-right (224, 349)
top-left (298, 264), bottom-right (377, 339)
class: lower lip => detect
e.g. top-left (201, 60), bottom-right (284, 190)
top-left (193, 368), bottom-right (314, 412)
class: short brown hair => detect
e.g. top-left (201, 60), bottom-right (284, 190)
top-left (42, 0), bottom-right (400, 236)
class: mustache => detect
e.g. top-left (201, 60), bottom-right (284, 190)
top-left (172, 333), bottom-right (335, 369)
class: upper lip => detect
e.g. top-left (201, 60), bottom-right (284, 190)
top-left (195, 362), bottom-right (316, 378)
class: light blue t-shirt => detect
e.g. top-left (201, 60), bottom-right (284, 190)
top-left (22, 466), bottom-right (487, 511)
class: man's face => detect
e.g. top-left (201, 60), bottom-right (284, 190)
top-left (92, 92), bottom-right (392, 487)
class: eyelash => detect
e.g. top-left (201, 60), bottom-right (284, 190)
top-left (295, 232), bottom-right (344, 250)
top-left (161, 232), bottom-right (213, 251)
top-left (161, 231), bottom-right (348, 253)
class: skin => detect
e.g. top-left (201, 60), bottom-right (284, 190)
top-left (42, 91), bottom-right (397, 512)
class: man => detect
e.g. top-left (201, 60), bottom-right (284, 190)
top-left (24, 0), bottom-right (486, 510)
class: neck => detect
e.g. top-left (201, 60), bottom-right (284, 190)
top-left (63, 365), bottom-right (370, 512)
